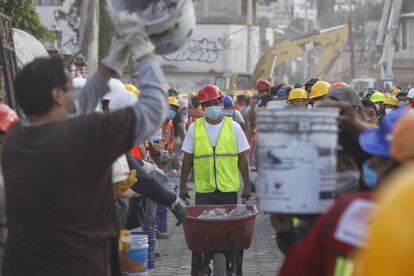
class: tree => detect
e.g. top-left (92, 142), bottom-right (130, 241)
top-left (0, 0), bottom-right (54, 42)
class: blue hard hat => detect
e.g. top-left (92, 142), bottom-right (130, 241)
top-left (223, 95), bottom-right (233, 107)
top-left (359, 108), bottom-right (410, 157)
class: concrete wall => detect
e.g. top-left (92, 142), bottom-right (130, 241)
top-left (35, 0), bottom-right (78, 53)
top-left (160, 24), bottom-right (268, 92)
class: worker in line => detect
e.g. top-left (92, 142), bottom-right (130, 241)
top-left (288, 88), bottom-right (308, 108)
top-left (278, 108), bottom-right (410, 276)
top-left (267, 87), bottom-right (289, 109)
top-left (187, 94), bottom-right (204, 128)
top-left (255, 79), bottom-right (272, 108)
top-left (362, 99), bottom-right (378, 125)
top-left (383, 95), bottom-right (399, 114)
top-left (1, 12), bottom-right (168, 275)
top-left (168, 88), bottom-right (187, 145)
top-left (179, 84), bottom-right (251, 275)
top-left (162, 96), bottom-right (180, 153)
top-left (273, 87), bottom-right (373, 255)
top-left (309, 80), bottom-right (331, 106)
top-left (0, 104), bottom-right (19, 275)
top-left (355, 110), bottom-right (414, 276)
top-left (222, 95), bottom-right (246, 130)
top-left (405, 88), bottom-right (414, 108)
top-left (396, 90), bottom-right (408, 107)
top-left (369, 91), bottom-right (385, 112)
top-left (304, 77), bottom-right (320, 96)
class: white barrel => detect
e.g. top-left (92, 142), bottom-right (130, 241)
top-left (257, 108), bottom-right (339, 214)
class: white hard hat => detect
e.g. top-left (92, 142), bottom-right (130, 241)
top-left (106, 0), bottom-right (195, 54)
top-left (407, 88), bottom-right (414, 99)
top-left (108, 78), bottom-right (125, 94)
top-left (72, 77), bottom-right (87, 89)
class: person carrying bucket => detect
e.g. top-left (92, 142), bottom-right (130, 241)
top-left (278, 107), bottom-right (411, 276)
top-left (1, 7), bottom-right (193, 276)
top-left (180, 84), bottom-right (251, 275)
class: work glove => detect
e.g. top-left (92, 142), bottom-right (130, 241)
top-left (101, 36), bottom-right (129, 77)
top-left (169, 196), bottom-right (186, 226)
top-left (114, 169), bottom-right (137, 197)
top-left (109, 11), bottom-right (155, 60)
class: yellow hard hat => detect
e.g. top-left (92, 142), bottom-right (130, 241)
top-left (124, 83), bottom-right (140, 96)
top-left (355, 162), bottom-right (414, 276)
top-left (288, 88), bottom-right (308, 101)
top-left (244, 90), bottom-right (253, 97)
top-left (370, 92), bottom-right (385, 103)
top-left (383, 95), bottom-right (399, 107)
top-left (390, 111), bottom-right (414, 162)
top-left (168, 96), bottom-right (180, 108)
top-left (391, 87), bottom-right (401, 97)
top-left (310, 81), bottom-right (331, 100)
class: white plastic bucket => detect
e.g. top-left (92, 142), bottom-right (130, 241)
top-left (257, 108), bottom-right (339, 214)
top-left (121, 234), bottom-right (149, 276)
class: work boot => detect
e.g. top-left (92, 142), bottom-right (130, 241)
top-left (156, 230), bottom-right (170, 239)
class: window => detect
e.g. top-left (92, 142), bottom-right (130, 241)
top-left (34, 0), bottom-right (63, 6)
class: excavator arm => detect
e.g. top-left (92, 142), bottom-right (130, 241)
top-left (250, 23), bottom-right (349, 84)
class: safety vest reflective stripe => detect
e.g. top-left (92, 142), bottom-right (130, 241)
top-left (334, 256), bottom-right (355, 276)
top-left (194, 153), bottom-right (239, 160)
top-left (193, 117), bottom-right (240, 193)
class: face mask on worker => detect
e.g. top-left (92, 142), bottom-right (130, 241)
top-left (335, 170), bottom-right (360, 197)
top-left (362, 161), bottom-right (378, 190)
top-left (167, 109), bottom-right (177, 120)
top-left (204, 106), bottom-right (222, 120)
top-left (375, 103), bottom-right (381, 111)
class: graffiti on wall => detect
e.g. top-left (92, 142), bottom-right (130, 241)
top-left (162, 38), bottom-right (222, 63)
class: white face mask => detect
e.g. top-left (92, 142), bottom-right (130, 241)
top-left (385, 108), bottom-right (393, 114)
top-left (375, 103), bottom-right (381, 111)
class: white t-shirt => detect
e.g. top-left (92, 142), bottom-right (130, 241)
top-left (181, 118), bottom-right (250, 154)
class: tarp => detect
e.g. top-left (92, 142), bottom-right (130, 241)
top-left (12, 28), bottom-right (48, 69)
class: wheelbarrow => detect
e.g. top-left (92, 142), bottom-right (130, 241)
top-left (183, 204), bottom-right (258, 275)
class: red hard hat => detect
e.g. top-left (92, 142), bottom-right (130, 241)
top-left (198, 84), bottom-right (223, 103)
top-left (331, 82), bottom-right (348, 89)
top-left (0, 104), bottom-right (18, 133)
top-left (256, 79), bottom-right (271, 91)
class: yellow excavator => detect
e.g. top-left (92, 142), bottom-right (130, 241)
top-left (217, 23), bottom-right (349, 91)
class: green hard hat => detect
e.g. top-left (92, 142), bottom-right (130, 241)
top-left (168, 88), bottom-right (179, 97)
top-left (370, 92), bottom-right (385, 103)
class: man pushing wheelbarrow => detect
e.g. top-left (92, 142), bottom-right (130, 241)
top-left (180, 84), bottom-right (252, 275)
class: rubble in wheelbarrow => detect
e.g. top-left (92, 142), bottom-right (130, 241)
top-left (197, 205), bottom-right (252, 219)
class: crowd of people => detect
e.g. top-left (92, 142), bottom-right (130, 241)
top-left (0, 7), bottom-right (414, 276)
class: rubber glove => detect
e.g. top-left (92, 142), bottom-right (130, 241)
top-left (114, 169), bottom-right (137, 197)
top-left (169, 196), bottom-right (186, 226)
top-left (109, 11), bottom-right (155, 60)
top-left (101, 36), bottom-right (129, 77)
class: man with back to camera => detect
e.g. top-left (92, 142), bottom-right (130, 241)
top-left (1, 13), bottom-right (168, 276)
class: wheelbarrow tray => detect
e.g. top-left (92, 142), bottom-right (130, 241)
top-left (183, 205), bottom-right (258, 252)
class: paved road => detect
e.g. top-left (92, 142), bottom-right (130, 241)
top-left (151, 195), bottom-right (284, 276)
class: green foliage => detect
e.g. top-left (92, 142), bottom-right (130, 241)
top-left (0, 0), bottom-right (55, 42)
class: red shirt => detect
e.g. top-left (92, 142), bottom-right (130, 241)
top-left (279, 192), bottom-right (374, 276)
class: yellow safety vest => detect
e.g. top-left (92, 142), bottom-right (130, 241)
top-left (193, 117), bottom-right (240, 193)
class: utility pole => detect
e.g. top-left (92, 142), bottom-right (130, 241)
top-left (79, 0), bottom-right (99, 75)
top-left (246, 0), bottom-right (253, 75)
top-left (303, 0), bottom-right (308, 80)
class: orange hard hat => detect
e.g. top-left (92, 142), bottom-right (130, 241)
top-left (198, 84), bottom-right (223, 104)
top-left (331, 82), bottom-right (348, 89)
top-left (256, 79), bottom-right (271, 91)
top-left (0, 104), bottom-right (19, 133)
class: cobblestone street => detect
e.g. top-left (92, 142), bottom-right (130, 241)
top-left (151, 195), bottom-right (284, 275)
